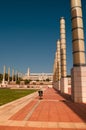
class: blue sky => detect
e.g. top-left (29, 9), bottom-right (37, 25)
top-left (0, 0), bottom-right (86, 75)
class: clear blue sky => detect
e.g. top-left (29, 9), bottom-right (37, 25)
top-left (0, 0), bottom-right (86, 74)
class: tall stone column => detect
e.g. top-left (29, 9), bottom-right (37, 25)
top-left (2, 65), bottom-right (6, 86)
top-left (8, 67), bottom-right (10, 83)
top-left (12, 69), bottom-right (14, 82)
top-left (55, 51), bottom-right (58, 82)
top-left (53, 65), bottom-right (55, 83)
top-left (53, 51), bottom-right (58, 89)
top-left (57, 40), bottom-right (61, 90)
top-left (60, 17), bottom-right (67, 77)
top-left (71, 0), bottom-right (85, 66)
top-left (71, 0), bottom-right (86, 102)
top-left (53, 58), bottom-right (56, 83)
top-left (3, 65), bottom-right (6, 81)
top-left (15, 71), bottom-right (17, 82)
top-left (60, 17), bottom-right (68, 93)
top-left (53, 49), bottom-right (58, 89)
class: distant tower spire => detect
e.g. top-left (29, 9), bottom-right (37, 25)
top-left (27, 68), bottom-right (30, 76)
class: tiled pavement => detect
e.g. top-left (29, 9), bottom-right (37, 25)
top-left (0, 87), bottom-right (86, 130)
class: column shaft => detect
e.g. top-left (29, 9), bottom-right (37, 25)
top-left (3, 65), bottom-right (6, 81)
top-left (57, 40), bottom-right (61, 80)
top-left (71, 0), bottom-right (86, 102)
top-left (71, 0), bottom-right (86, 66)
top-left (60, 17), bottom-right (67, 77)
top-left (8, 67), bottom-right (10, 82)
top-left (12, 69), bottom-right (14, 81)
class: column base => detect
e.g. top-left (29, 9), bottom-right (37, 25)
top-left (1, 79), bottom-right (7, 87)
top-left (2, 79), bottom-right (5, 84)
top-left (60, 77), bottom-right (68, 93)
top-left (53, 82), bottom-right (58, 90)
top-left (71, 67), bottom-right (86, 103)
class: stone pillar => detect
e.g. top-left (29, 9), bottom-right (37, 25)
top-left (53, 51), bottom-right (58, 89)
top-left (53, 55), bottom-right (56, 83)
top-left (8, 67), bottom-right (10, 83)
top-left (71, 0), bottom-right (85, 66)
top-left (55, 51), bottom-right (58, 82)
top-left (57, 40), bottom-right (61, 90)
top-left (53, 59), bottom-right (56, 83)
top-left (60, 17), bottom-right (68, 93)
top-left (71, 0), bottom-right (86, 102)
top-left (2, 65), bottom-right (6, 85)
top-left (12, 69), bottom-right (14, 82)
top-left (15, 71), bottom-right (17, 82)
top-left (60, 17), bottom-right (67, 78)
top-left (3, 65), bottom-right (6, 81)
top-left (17, 72), bottom-right (19, 81)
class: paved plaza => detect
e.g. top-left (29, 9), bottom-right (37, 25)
top-left (0, 87), bottom-right (86, 130)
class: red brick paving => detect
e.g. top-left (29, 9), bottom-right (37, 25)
top-left (28, 88), bottom-right (86, 122)
top-left (0, 87), bottom-right (86, 130)
top-left (10, 100), bottom-right (38, 121)
top-left (0, 126), bottom-right (62, 130)
top-left (0, 126), bottom-right (86, 130)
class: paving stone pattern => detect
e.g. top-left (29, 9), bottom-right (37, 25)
top-left (0, 87), bottom-right (86, 130)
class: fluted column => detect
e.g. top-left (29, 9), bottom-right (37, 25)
top-left (71, 0), bottom-right (86, 66)
top-left (60, 17), bottom-right (67, 78)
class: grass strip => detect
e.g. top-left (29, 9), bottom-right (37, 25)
top-left (0, 88), bottom-right (37, 106)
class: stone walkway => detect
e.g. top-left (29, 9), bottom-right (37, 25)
top-left (0, 87), bottom-right (86, 130)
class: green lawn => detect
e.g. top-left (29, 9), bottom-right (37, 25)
top-left (0, 88), bottom-right (37, 106)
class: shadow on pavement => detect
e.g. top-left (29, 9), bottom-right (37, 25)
top-left (54, 88), bottom-right (86, 122)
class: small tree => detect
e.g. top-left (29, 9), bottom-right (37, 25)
top-left (16, 80), bottom-right (20, 84)
top-left (46, 78), bottom-right (50, 82)
top-left (36, 79), bottom-right (39, 82)
top-left (5, 73), bottom-right (8, 81)
top-left (24, 79), bottom-right (31, 85)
